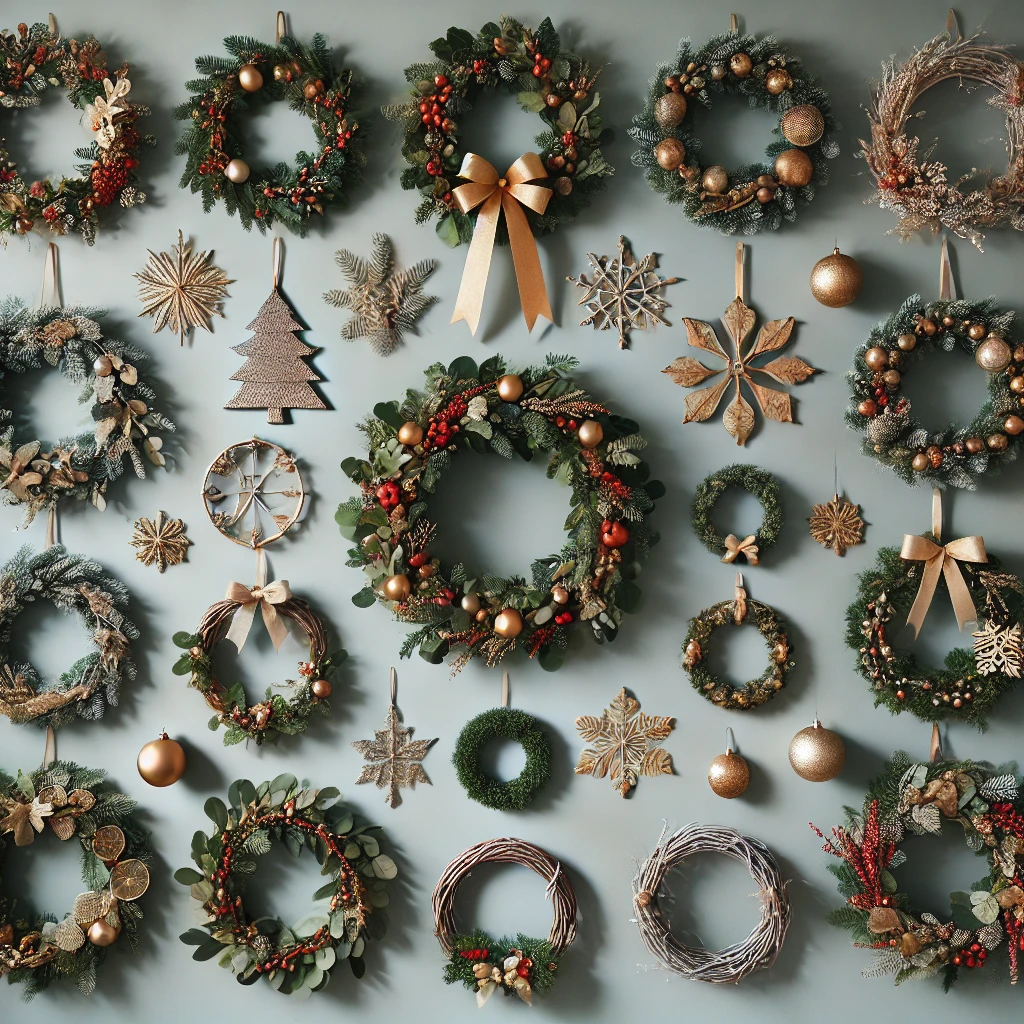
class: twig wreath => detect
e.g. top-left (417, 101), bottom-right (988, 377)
top-left (0, 546), bottom-right (137, 730)
top-left (813, 751), bottom-right (1024, 988)
top-left (384, 16), bottom-right (613, 247)
top-left (629, 27), bottom-right (838, 234)
top-left (691, 464), bottom-right (782, 564)
top-left (633, 824), bottom-right (790, 983)
top-left (453, 708), bottom-right (552, 811)
top-left (433, 837), bottom-right (577, 1006)
top-left (0, 760), bottom-right (152, 997)
top-left (339, 354), bottom-right (662, 672)
top-left (0, 23), bottom-right (150, 243)
top-left (177, 775), bottom-right (396, 995)
top-left (176, 29), bottom-right (362, 234)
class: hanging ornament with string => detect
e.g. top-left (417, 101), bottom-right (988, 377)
top-left (789, 719), bottom-right (846, 781)
top-left (707, 728), bottom-right (750, 798)
top-left (136, 731), bottom-right (187, 787)
top-left (809, 457), bottom-right (865, 556)
top-left (809, 246), bottom-right (862, 307)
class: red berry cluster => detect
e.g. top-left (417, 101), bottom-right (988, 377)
top-left (421, 385), bottom-right (490, 452)
top-left (989, 802), bottom-right (1024, 840)
top-left (532, 52), bottom-right (552, 78)
top-left (515, 956), bottom-right (533, 978)
top-left (90, 157), bottom-right (134, 207)
top-left (375, 481), bottom-right (401, 510)
top-left (472, 59), bottom-right (488, 75)
top-left (419, 74), bottom-right (455, 174)
top-left (459, 948), bottom-right (490, 960)
top-left (952, 941), bottom-right (987, 969)
top-left (554, 611), bottom-right (573, 625)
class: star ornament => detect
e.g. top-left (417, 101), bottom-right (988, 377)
top-left (130, 511), bottom-right (192, 572)
top-left (809, 493), bottom-right (865, 556)
top-left (352, 702), bottom-right (437, 808)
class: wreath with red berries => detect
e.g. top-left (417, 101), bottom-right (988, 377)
top-left (338, 354), bottom-right (662, 672)
top-left (0, 23), bottom-right (150, 244)
top-left (175, 32), bottom-right (362, 235)
top-left (383, 16), bottom-right (614, 247)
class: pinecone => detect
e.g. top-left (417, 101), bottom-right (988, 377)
top-left (120, 186), bottom-right (146, 208)
top-left (867, 407), bottom-right (909, 449)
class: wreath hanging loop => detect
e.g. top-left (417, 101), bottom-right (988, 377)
top-left (691, 464), bottom-right (783, 564)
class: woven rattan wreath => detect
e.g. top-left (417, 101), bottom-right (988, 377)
top-left (633, 824), bottom-right (790, 983)
top-left (692, 464), bottom-right (782, 564)
top-left (433, 837), bottom-right (577, 1006)
top-left (629, 28), bottom-right (838, 234)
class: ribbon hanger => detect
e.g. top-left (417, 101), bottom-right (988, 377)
top-left (938, 234), bottom-right (956, 301)
top-left (42, 725), bottom-right (56, 768)
top-left (501, 670), bottom-right (510, 708)
top-left (224, 547), bottom-right (293, 652)
top-left (276, 11), bottom-right (287, 44)
top-left (272, 236), bottom-right (284, 290)
top-left (390, 665), bottom-right (397, 707)
top-left (735, 241), bottom-right (745, 302)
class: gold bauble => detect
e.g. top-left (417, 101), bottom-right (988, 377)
top-left (238, 63), bottom-right (264, 92)
top-left (655, 91), bottom-right (688, 128)
top-left (137, 732), bottom-right (186, 787)
top-left (87, 920), bottom-right (120, 946)
top-left (710, 64), bottom-right (728, 81)
top-left (1005, 415), bottom-right (1024, 436)
top-left (809, 247), bottom-right (862, 308)
top-left (461, 593), bottom-right (482, 614)
top-left (701, 165), bottom-right (729, 194)
top-left (974, 335), bottom-right (1013, 373)
top-left (303, 79), bottom-right (324, 101)
top-left (967, 323), bottom-right (987, 341)
top-left (988, 432), bottom-right (1009, 451)
top-left (382, 574), bottom-right (412, 602)
top-left (764, 68), bottom-right (792, 95)
top-left (707, 749), bottom-right (750, 798)
top-left (773, 148), bottom-right (813, 187)
top-left (494, 608), bottom-right (523, 639)
top-left (654, 137), bottom-right (686, 170)
top-left (311, 677), bottom-right (332, 699)
top-left (863, 346), bottom-right (889, 370)
top-left (1010, 376), bottom-right (1024, 394)
top-left (496, 374), bottom-right (524, 402)
top-left (911, 453), bottom-right (929, 471)
top-left (897, 333), bottom-right (917, 352)
top-left (965, 436), bottom-right (985, 453)
top-left (93, 355), bottom-right (113, 377)
top-left (857, 399), bottom-right (877, 417)
top-left (756, 187), bottom-right (775, 203)
top-left (578, 419), bottom-right (604, 448)
top-left (882, 369), bottom-right (901, 387)
top-left (781, 104), bottom-right (825, 147)
top-left (397, 421), bottom-right (424, 446)
top-left (730, 52), bottom-right (753, 78)
top-left (788, 720), bottom-right (846, 782)
top-left (224, 158), bottom-right (250, 184)
top-left (273, 63), bottom-right (289, 82)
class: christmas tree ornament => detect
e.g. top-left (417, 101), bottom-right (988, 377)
top-left (691, 464), bottom-right (783, 565)
top-left (129, 511), bottom-right (192, 572)
top-left (664, 243), bottom-right (817, 446)
top-left (629, 21), bottom-right (837, 234)
top-left (707, 729), bottom-right (750, 798)
top-left (0, 21), bottom-right (149, 243)
top-left (567, 235), bottom-right (679, 350)
top-left (813, 751), bottom-right (1024, 986)
top-left (339, 354), bottom-right (661, 672)
top-left (177, 775), bottom-right (395, 994)
top-left (134, 231), bottom-right (232, 345)
top-left (809, 493), bottom-right (864, 556)
top-left (323, 233), bottom-right (438, 356)
top-left (575, 687), bottom-right (673, 798)
top-left (433, 838), bottom-right (577, 1006)
top-left (176, 15), bottom-right (362, 234)
top-left (634, 823), bottom-right (789, 982)
top-left (788, 720), bottom-right (845, 781)
top-left (809, 247), bottom-right (863, 307)
top-left (136, 732), bottom-right (186, 787)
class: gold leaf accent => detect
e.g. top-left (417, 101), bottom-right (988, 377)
top-left (747, 380), bottom-right (793, 424)
top-left (682, 376), bottom-right (730, 424)
top-left (661, 356), bottom-right (718, 388)
top-left (722, 389), bottom-right (755, 446)
top-left (757, 355), bottom-right (817, 385)
top-left (682, 318), bottom-right (728, 360)
top-left (747, 316), bottom-right (795, 358)
top-left (723, 297), bottom-right (756, 348)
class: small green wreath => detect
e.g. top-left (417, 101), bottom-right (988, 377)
top-left (175, 32), bottom-right (362, 234)
top-left (691, 464), bottom-right (782, 564)
top-left (629, 28), bottom-right (838, 234)
top-left (0, 546), bottom-right (137, 730)
top-left (384, 16), bottom-right (613, 247)
top-left (453, 708), bottom-right (552, 811)
top-left (846, 296), bottom-right (1024, 489)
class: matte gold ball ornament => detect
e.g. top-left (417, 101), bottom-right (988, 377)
top-left (730, 52), bottom-right (754, 78)
top-left (224, 158), bottom-right (250, 184)
top-left (494, 608), bottom-right (523, 639)
top-left (382, 573), bottom-right (412, 602)
top-left (974, 335), bottom-right (1013, 373)
top-left (397, 421), bottom-right (424, 446)
top-left (654, 137), bottom-right (687, 170)
top-left (137, 731), bottom-right (186, 787)
top-left (781, 104), bottom-right (825, 147)
top-left (87, 920), bottom-right (120, 947)
top-left (789, 719), bottom-right (846, 782)
top-left (496, 374), bottom-right (524, 402)
top-left (578, 419), bottom-right (604, 448)
top-left (238, 63), bottom-right (264, 92)
top-left (311, 677), bottom-right (332, 699)
top-left (707, 732), bottom-right (750, 798)
top-left (773, 148), bottom-right (814, 187)
top-left (809, 247), bottom-right (863, 308)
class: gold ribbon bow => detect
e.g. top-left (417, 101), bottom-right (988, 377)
top-left (721, 534), bottom-right (759, 565)
top-left (450, 153), bottom-right (554, 335)
top-left (224, 578), bottom-right (292, 652)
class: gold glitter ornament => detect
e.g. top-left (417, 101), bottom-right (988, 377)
top-left (781, 104), bottom-right (825, 146)
top-left (809, 493), bottom-right (865, 556)
top-left (809, 247), bottom-right (863, 308)
top-left (708, 733), bottom-right (750, 798)
top-left (130, 511), bottom-right (192, 572)
top-left (789, 720), bottom-right (846, 781)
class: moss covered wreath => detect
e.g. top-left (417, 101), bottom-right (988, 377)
top-left (691, 464), bottom-right (782, 564)
top-left (338, 354), bottom-right (662, 672)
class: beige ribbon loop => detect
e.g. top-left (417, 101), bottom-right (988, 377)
top-left (899, 533), bottom-right (987, 638)
top-left (224, 578), bottom-right (293, 652)
top-left (721, 534), bottom-right (759, 565)
top-left (450, 152), bottom-right (554, 335)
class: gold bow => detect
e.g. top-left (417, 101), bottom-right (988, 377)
top-left (899, 533), bottom-right (986, 639)
top-left (721, 534), bottom-right (759, 565)
top-left (224, 578), bottom-right (293, 652)
top-left (450, 153), bottom-right (554, 335)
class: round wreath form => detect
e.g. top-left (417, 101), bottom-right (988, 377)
top-left (814, 752), bottom-right (1024, 988)
top-left (340, 355), bottom-right (662, 672)
top-left (0, 546), bottom-right (137, 730)
top-left (629, 28), bottom-right (838, 234)
top-left (387, 16), bottom-right (613, 246)
top-left (176, 32), bottom-right (362, 234)
top-left (0, 24), bottom-right (150, 243)
top-left (1, 760), bottom-right (152, 997)
top-left (692, 464), bottom-right (782, 564)
top-left (177, 775), bottom-right (395, 996)
top-left (433, 837), bottom-right (577, 1006)
top-left (847, 296), bottom-right (1024, 489)
top-left (846, 540), bottom-right (1024, 726)
top-left (453, 708), bottom-right (552, 811)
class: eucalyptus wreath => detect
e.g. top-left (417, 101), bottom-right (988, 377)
top-left (691, 464), bottom-right (782, 564)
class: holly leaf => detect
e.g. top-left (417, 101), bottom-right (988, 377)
top-left (722, 389), bottom-right (755, 446)
top-left (746, 316), bottom-right (795, 358)
top-left (682, 376), bottom-right (730, 424)
top-left (757, 356), bottom-right (816, 384)
top-left (682, 318), bottom-right (728, 361)
top-left (661, 357), bottom-right (717, 388)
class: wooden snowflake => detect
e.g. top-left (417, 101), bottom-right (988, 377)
top-left (567, 235), bottom-right (679, 349)
top-left (809, 494), bottom-right (865, 556)
top-left (663, 297), bottom-right (817, 446)
top-left (129, 511), bottom-right (192, 572)
top-left (973, 620), bottom-right (1023, 678)
top-left (574, 687), bottom-right (674, 798)
top-left (352, 699), bottom-right (437, 808)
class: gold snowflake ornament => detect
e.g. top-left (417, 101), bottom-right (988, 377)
top-left (352, 699), bottom-right (437, 808)
top-left (973, 620), bottom-right (1023, 678)
top-left (130, 511), bottom-right (192, 572)
top-left (809, 494), bottom-right (865, 556)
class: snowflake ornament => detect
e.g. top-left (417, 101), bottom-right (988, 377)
top-left (809, 493), bottom-right (865, 556)
top-left (973, 620), bottom-right (1023, 678)
top-left (130, 511), bottom-right (192, 572)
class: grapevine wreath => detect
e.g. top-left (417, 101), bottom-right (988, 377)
top-left (0, 546), bottom-right (137, 730)
top-left (177, 775), bottom-right (396, 995)
top-left (848, 296), bottom-right (1024, 489)
top-left (175, 32), bottom-right (362, 234)
top-left (629, 28), bottom-right (838, 234)
top-left (0, 299), bottom-right (174, 524)
top-left (338, 355), bottom-right (663, 672)
top-left (0, 760), bottom-right (152, 997)
top-left (814, 751), bottom-right (1024, 989)
top-left (691, 463), bottom-right (783, 565)
top-left (384, 16), bottom-right (613, 246)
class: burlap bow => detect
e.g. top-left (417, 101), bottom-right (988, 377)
top-left (224, 578), bottom-right (292, 652)
top-left (899, 533), bottom-right (986, 639)
top-left (450, 153), bottom-right (554, 336)
top-left (721, 534), bottom-right (759, 565)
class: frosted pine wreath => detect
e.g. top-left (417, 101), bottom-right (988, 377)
top-left (338, 355), bottom-right (662, 672)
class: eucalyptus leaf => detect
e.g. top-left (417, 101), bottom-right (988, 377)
top-left (204, 797), bottom-right (227, 831)
top-left (371, 854), bottom-right (398, 880)
top-left (315, 947), bottom-right (336, 971)
top-left (174, 867), bottom-right (204, 886)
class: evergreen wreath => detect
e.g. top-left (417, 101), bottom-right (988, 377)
top-left (0, 299), bottom-right (174, 525)
top-left (0, 546), bottom-right (137, 730)
top-left (813, 751), bottom-right (1024, 989)
top-left (175, 32), bottom-right (362, 234)
top-left (629, 28), bottom-right (838, 234)
top-left (0, 23), bottom-right (151, 243)
top-left (1, 760), bottom-right (152, 998)
top-left (847, 296), bottom-right (1024, 490)
top-left (453, 708), bottom-right (552, 811)
top-left (338, 354), bottom-right (663, 673)
top-left (177, 774), bottom-right (396, 995)
top-left (691, 464), bottom-right (782, 564)
top-left (383, 16), bottom-right (613, 247)
top-left (845, 541), bottom-right (1024, 726)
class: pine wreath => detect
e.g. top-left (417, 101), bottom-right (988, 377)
top-left (813, 751), bottom-right (1024, 989)
top-left (175, 32), bottom-right (362, 234)
top-left (338, 354), bottom-right (663, 672)
top-left (691, 464), bottom-right (782, 564)
top-left (629, 28), bottom-right (838, 234)
top-left (846, 296), bottom-right (1024, 489)
top-left (383, 16), bottom-right (613, 246)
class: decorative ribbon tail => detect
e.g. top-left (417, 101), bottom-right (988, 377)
top-left (476, 980), bottom-right (498, 1008)
top-left (501, 190), bottom-right (553, 332)
top-left (900, 534), bottom-right (987, 639)
top-left (451, 191), bottom-right (501, 336)
top-left (223, 579), bottom-right (293, 652)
